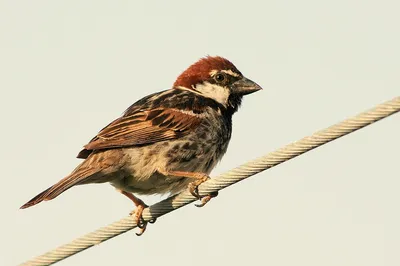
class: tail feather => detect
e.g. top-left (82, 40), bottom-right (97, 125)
top-left (20, 186), bottom-right (53, 209)
top-left (20, 167), bottom-right (99, 209)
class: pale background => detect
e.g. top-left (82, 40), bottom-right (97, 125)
top-left (1, 1), bottom-right (399, 265)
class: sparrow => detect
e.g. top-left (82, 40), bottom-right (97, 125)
top-left (21, 56), bottom-right (262, 235)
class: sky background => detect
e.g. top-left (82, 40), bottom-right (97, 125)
top-left (1, 1), bottom-right (399, 265)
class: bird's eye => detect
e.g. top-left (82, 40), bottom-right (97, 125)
top-left (214, 73), bottom-right (226, 83)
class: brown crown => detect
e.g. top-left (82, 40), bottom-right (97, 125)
top-left (173, 56), bottom-right (241, 89)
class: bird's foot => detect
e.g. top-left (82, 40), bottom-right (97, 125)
top-left (194, 191), bottom-right (219, 207)
top-left (119, 190), bottom-right (156, 236)
top-left (188, 176), bottom-right (218, 207)
top-left (129, 203), bottom-right (156, 236)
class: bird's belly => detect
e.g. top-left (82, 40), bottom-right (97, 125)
top-left (110, 140), bottom-right (223, 195)
top-left (111, 171), bottom-right (192, 195)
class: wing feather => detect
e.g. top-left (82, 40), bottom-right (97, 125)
top-left (77, 108), bottom-right (201, 158)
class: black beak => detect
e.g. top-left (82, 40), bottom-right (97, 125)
top-left (231, 77), bottom-right (262, 95)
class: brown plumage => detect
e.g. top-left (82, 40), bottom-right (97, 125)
top-left (21, 56), bottom-right (262, 235)
top-left (77, 108), bottom-right (202, 158)
top-left (21, 150), bottom-right (124, 209)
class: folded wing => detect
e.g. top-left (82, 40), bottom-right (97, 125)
top-left (77, 108), bottom-right (202, 158)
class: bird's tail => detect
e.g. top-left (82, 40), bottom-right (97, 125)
top-left (20, 167), bottom-right (99, 209)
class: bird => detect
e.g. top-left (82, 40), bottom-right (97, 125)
top-left (20, 56), bottom-right (262, 235)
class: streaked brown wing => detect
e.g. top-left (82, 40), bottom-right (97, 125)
top-left (77, 108), bottom-right (201, 158)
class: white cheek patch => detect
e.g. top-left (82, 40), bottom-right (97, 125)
top-left (194, 82), bottom-right (230, 106)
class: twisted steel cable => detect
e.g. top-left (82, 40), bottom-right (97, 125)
top-left (20, 96), bottom-right (400, 266)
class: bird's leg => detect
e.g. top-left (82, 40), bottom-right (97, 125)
top-left (118, 190), bottom-right (155, 236)
top-left (160, 170), bottom-right (218, 207)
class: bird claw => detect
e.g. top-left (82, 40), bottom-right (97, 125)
top-left (135, 218), bottom-right (157, 236)
top-left (195, 191), bottom-right (218, 207)
top-left (136, 226), bottom-right (146, 236)
top-left (137, 218), bottom-right (146, 229)
top-left (189, 178), bottom-right (218, 207)
top-left (130, 203), bottom-right (154, 236)
top-left (135, 218), bottom-right (147, 236)
top-left (189, 183), bottom-right (200, 198)
top-left (188, 175), bottom-right (210, 198)
top-left (194, 195), bottom-right (210, 207)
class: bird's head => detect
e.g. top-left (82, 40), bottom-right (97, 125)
top-left (173, 56), bottom-right (262, 113)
